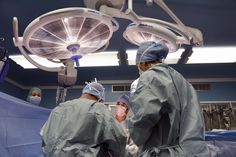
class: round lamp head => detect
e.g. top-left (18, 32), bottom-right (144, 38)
top-left (123, 22), bottom-right (180, 53)
top-left (22, 8), bottom-right (118, 59)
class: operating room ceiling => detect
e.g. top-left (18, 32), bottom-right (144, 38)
top-left (0, 0), bottom-right (236, 87)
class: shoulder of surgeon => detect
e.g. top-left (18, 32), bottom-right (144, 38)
top-left (53, 98), bottom-right (111, 116)
top-left (140, 63), bottom-right (169, 80)
top-left (150, 62), bottom-right (169, 71)
top-left (137, 63), bottom-right (174, 92)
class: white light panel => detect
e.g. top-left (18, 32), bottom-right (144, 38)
top-left (187, 47), bottom-right (236, 64)
top-left (79, 51), bottom-right (119, 67)
top-left (9, 51), bottom-right (119, 69)
top-left (126, 49), bottom-right (183, 65)
top-left (9, 47), bottom-right (236, 69)
top-left (127, 46), bottom-right (236, 65)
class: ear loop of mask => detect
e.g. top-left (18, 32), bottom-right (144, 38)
top-left (97, 87), bottom-right (105, 102)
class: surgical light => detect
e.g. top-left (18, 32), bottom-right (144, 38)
top-left (13, 7), bottom-right (118, 72)
top-left (13, 0), bottom-right (203, 71)
top-left (12, 0), bottom-right (204, 91)
top-left (86, 0), bottom-right (203, 53)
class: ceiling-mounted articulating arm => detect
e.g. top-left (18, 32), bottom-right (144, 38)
top-left (177, 45), bottom-right (193, 64)
top-left (88, 0), bottom-right (133, 20)
top-left (146, 0), bottom-right (153, 6)
top-left (57, 59), bottom-right (77, 87)
top-left (56, 60), bottom-right (79, 104)
top-left (12, 17), bottom-right (19, 44)
top-left (154, 0), bottom-right (203, 46)
top-left (128, 0), bottom-right (133, 10)
top-left (99, 5), bottom-right (140, 24)
top-left (96, 1), bottom-right (200, 53)
top-left (56, 86), bottom-right (67, 105)
top-left (155, 0), bottom-right (186, 30)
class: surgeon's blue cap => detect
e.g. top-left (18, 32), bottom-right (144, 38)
top-left (117, 94), bottom-right (130, 109)
top-left (135, 41), bottom-right (169, 64)
top-left (82, 81), bottom-right (105, 102)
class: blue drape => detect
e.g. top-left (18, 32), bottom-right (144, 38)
top-left (0, 92), bottom-right (50, 157)
top-left (1, 91), bottom-right (236, 157)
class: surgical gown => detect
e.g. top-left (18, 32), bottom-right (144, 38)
top-left (40, 98), bottom-right (127, 157)
top-left (129, 63), bottom-right (209, 157)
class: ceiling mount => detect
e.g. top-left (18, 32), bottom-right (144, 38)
top-left (83, 0), bottom-right (126, 11)
top-left (87, 0), bottom-right (203, 52)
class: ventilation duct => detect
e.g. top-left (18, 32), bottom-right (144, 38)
top-left (112, 85), bottom-right (131, 92)
top-left (191, 83), bottom-right (211, 91)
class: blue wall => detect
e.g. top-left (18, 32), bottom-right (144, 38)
top-left (197, 82), bottom-right (236, 101)
top-left (0, 81), bottom-right (27, 100)
top-left (36, 82), bottom-right (236, 109)
top-left (1, 81), bottom-right (236, 109)
top-left (35, 85), bottom-right (130, 109)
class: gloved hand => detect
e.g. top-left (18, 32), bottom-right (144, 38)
top-left (126, 144), bottom-right (139, 155)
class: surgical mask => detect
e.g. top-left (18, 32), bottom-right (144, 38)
top-left (115, 106), bottom-right (127, 122)
top-left (29, 96), bottom-right (41, 105)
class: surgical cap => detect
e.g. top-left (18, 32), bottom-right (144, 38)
top-left (135, 41), bottom-right (169, 64)
top-left (117, 94), bottom-right (130, 109)
top-left (82, 81), bottom-right (105, 102)
top-left (28, 87), bottom-right (41, 97)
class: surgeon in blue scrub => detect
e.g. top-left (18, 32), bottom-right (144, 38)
top-left (40, 80), bottom-right (126, 157)
top-left (128, 41), bottom-right (209, 157)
